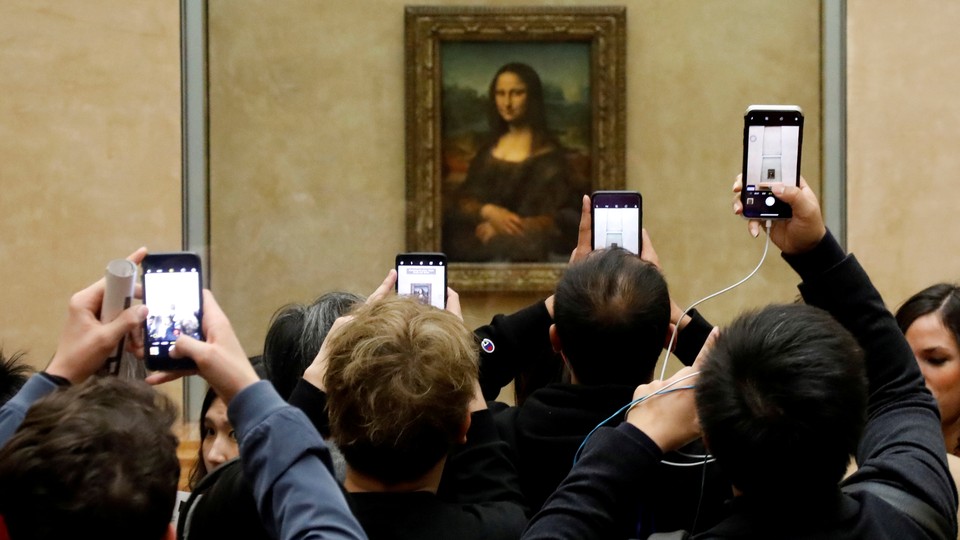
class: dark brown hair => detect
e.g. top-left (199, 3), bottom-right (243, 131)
top-left (0, 376), bottom-right (180, 540)
top-left (896, 283), bottom-right (960, 347)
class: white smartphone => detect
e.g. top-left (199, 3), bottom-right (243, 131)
top-left (591, 191), bottom-right (642, 255)
top-left (395, 252), bottom-right (447, 309)
top-left (741, 105), bottom-right (804, 219)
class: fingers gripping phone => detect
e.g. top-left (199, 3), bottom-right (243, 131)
top-left (741, 105), bottom-right (804, 219)
top-left (591, 191), bottom-right (642, 255)
top-left (395, 253), bottom-right (447, 309)
top-left (141, 252), bottom-right (204, 371)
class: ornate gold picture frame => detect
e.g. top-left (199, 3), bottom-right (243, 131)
top-left (404, 6), bottom-right (626, 292)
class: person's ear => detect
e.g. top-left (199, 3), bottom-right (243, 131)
top-left (550, 325), bottom-right (580, 384)
top-left (458, 409), bottom-right (472, 445)
top-left (549, 324), bottom-right (562, 353)
top-left (663, 323), bottom-right (678, 352)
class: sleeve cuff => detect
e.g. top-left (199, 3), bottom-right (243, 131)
top-left (673, 309), bottom-right (713, 366)
top-left (781, 229), bottom-right (846, 282)
top-left (614, 422), bottom-right (667, 459)
top-left (227, 380), bottom-right (289, 442)
top-left (11, 374), bottom-right (61, 409)
top-left (288, 378), bottom-right (331, 437)
top-left (39, 372), bottom-right (71, 387)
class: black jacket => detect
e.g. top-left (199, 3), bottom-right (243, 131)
top-left (523, 231), bottom-right (959, 539)
top-left (476, 296), bottom-right (729, 533)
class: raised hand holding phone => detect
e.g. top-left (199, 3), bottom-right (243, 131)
top-left (147, 289), bottom-right (259, 404)
top-left (733, 175), bottom-right (826, 255)
top-left (46, 248), bottom-right (149, 385)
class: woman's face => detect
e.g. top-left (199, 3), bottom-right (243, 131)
top-left (201, 397), bottom-right (238, 473)
top-left (905, 312), bottom-right (960, 425)
top-left (494, 71), bottom-right (528, 124)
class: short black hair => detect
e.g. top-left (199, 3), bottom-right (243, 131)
top-left (696, 304), bottom-right (867, 497)
top-left (0, 377), bottom-right (180, 540)
top-left (553, 248), bottom-right (670, 386)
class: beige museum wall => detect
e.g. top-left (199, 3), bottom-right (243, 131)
top-left (9, 0), bottom-right (956, 413)
top-left (846, 0), bottom-right (960, 311)
top-left (0, 1), bottom-right (183, 404)
top-left (208, 0), bottom-right (821, 374)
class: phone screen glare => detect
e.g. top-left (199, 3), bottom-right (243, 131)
top-left (593, 201), bottom-right (640, 254)
top-left (144, 268), bottom-right (202, 355)
top-left (743, 124), bottom-right (800, 189)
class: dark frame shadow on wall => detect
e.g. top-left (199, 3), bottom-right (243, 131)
top-left (404, 6), bottom-right (627, 292)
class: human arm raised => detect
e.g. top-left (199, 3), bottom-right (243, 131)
top-left (153, 291), bottom-right (367, 540)
top-left (735, 175), bottom-right (957, 534)
top-left (1, 249), bottom-right (149, 444)
top-left (473, 195), bottom-right (593, 398)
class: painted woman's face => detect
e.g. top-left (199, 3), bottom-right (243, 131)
top-left (201, 397), bottom-right (238, 473)
top-left (494, 71), bottom-right (528, 124)
top-left (905, 312), bottom-right (960, 427)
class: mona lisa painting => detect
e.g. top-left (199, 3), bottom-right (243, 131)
top-left (405, 6), bottom-right (626, 292)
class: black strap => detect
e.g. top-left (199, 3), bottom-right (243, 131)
top-left (843, 481), bottom-right (953, 540)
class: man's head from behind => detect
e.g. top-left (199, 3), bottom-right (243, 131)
top-left (696, 304), bottom-right (867, 498)
top-left (323, 296), bottom-right (478, 486)
top-left (553, 248), bottom-right (670, 386)
top-left (0, 376), bottom-right (179, 540)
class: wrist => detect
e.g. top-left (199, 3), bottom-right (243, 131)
top-left (303, 364), bottom-right (326, 392)
top-left (39, 371), bottom-right (72, 387)
top-left (44, 356), bottom-right (87, 385)
top-left (216, 372), bottom-right (261, 405)
top-left (782, 225), bottom-right (828, 256)
top-left (676, 313), bottom-right (691, 331)
top-left (626, 413), bottom-right (695, 453)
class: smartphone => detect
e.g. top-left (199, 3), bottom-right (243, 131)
top-left (395, 252), bottom-right (447, 309)
top-left (591, 191), bottom-right (642, 255)
top-left (741, 105), bottom-right (804, 219)
top-left (141, 252), bottom-right (204, 371)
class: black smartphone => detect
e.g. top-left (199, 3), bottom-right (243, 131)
top-left (395, 252), bottom-right (447, 309)
top-left (141, 252), bottom-right (203, 371)
top-left (591, 191), bottom-right (642, 255)
top-left (741, 105), bottom-right (804, 219)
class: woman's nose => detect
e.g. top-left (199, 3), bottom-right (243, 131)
top-left (206, 436), bottom-right (230, 468)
